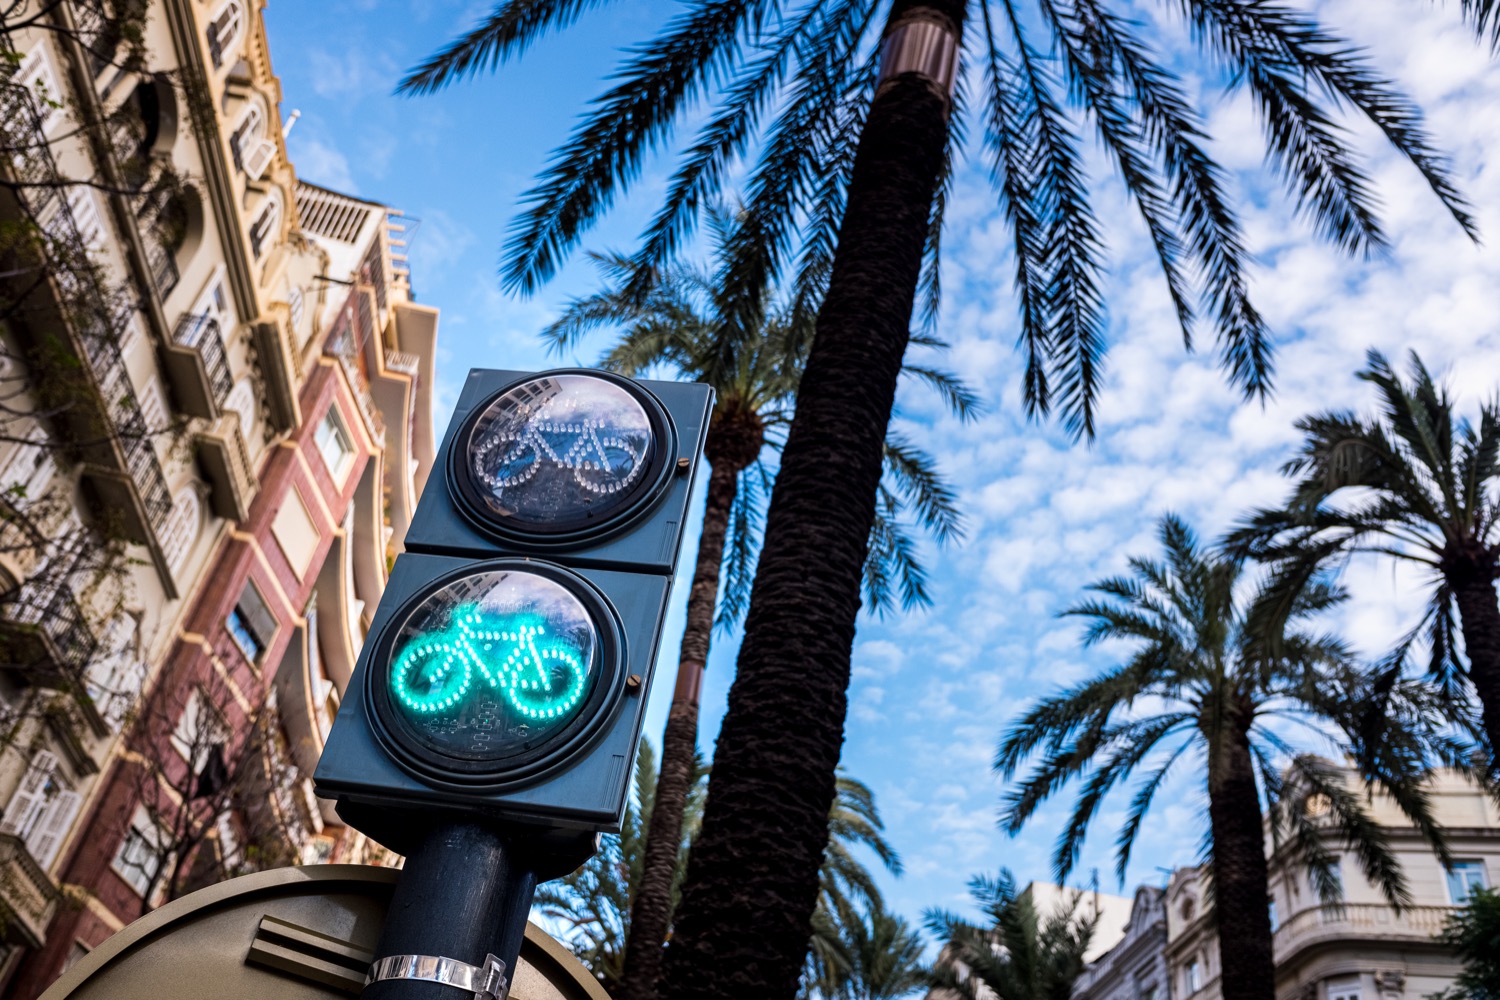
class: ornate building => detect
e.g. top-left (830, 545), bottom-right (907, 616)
top-left (1071, 887), bottom-right (1169, 1000)
top-left (0, 2), bottom-right (438, 995)
top-left (1128, 766), bottom-right (1500, 1000)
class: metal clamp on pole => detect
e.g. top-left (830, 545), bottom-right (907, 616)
top-left (367, 952), bottom-right (509, 1000)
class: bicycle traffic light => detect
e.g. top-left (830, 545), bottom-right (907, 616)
top-left (314, 369), bottom-right (711, 854)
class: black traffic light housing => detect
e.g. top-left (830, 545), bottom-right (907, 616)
top-left (313, 368), bottom-right (712, 859)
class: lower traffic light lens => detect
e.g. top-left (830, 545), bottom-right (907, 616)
top-left (384, 568), bottom-right (600, 762)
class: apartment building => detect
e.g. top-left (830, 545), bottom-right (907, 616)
top-left (1115, 766), bottom-right (1500, 1000)
top-left (1071, 887), bottom-right (1169, 1000)
top-left (0, 2), bottom-right (438, 995)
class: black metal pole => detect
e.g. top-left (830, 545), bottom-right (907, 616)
top-left (363, 821), bottom-right (537, 1000)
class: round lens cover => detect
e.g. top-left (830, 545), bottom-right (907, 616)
top-left (381, 567), bottom-right (605, 766)
top-left (458, 372), bottom-right (669, 539)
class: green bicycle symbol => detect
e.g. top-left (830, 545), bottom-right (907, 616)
top-left (390, 604), bottom-right (588, 721)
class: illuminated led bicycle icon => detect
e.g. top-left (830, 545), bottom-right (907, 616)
top-left (471, 415), bottom-right (647, 497)
top-left (389, 605), bottom-right (588, 723)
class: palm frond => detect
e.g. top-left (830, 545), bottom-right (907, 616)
top-left (397, 0), bottom-right (622, 94)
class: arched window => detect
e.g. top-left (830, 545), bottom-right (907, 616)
top-left (229, 101), bottom-right (265, 174)
top-left (159, 488), bottom-right (201, 571)
top-left (287, 284), bottom-right (305, 334)
top-left (249, 189), bottom-right (281, 260)
top-left (206, 0), bottom-right (245, 68)
top-left (223, 378), bottom-right (257, 438)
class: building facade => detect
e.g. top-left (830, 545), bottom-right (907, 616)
top-left (0, 2), bottom-right (438, 995)
top-left (1156, 767), bottom-right (1500, 1000)
top-left (1072, 887), bottom-right (1169, 1000)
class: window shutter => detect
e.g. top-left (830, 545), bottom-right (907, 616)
top-left (1, 750), bottom-right (59, 836)
top-left (20, 46), bottom-right (62, 132)
top-left (68, 191), bottom-right (98, 252)
top-left (29, 789), bottom-right (81, 868)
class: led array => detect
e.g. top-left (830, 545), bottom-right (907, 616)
top-left (390, 604), bottom-right (589, 724)
top-left (473, 417), bottom-right (647, 496)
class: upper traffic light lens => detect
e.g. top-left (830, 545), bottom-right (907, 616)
top-left (458, 372), bottom-right (670, 540)
top-left (384, 568), bottom-right (601, 763)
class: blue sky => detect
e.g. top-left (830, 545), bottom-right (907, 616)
top-left (263, 0), bottom-right (1500, 933)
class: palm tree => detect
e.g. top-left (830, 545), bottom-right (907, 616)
top-left (536, 740), bottom-right (709, 991)
top-left (805, 902), bottom-right (926, 1000)
top-left (403, 5), bottom-right (1488, 996)
top-left (925, 869), bottom-right (1093, 1000)
top-left (541, 741), bottom-right (905, 997)
top-left (997, 515), bottom-right (1453, 1000)
top-left (1227, 350), bottom-right (1500, 759)
top-left (544, 242), bottom-right (970, 1000)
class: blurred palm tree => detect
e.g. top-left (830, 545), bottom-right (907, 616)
top-left (805, 900), bottom-right (926, 1000)
top-left (539, 743), bottom-right (905, 998)
top-left (1227, 350), bottom-right (1500, 759)
top-left (998, 515), bottom-right (1457, 1000)
top-left (543, 231), bottom-right (972, 1000)
top-left (925, 869), bottom-right (1093, 1000)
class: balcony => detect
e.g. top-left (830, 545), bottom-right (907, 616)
top-left (144, 230), bottom-right (180, 300)
top-left (163, 312), bottom-right (231, 420)
top-left (1, 80), bottom-right (174, 549)
top-left (251, 316), bottom-right (300, 432)
top-left (384, 350), bottom-right (420, 378)
top-left (196, 413), bottom-right (257, 522)
top-left (0, 834), bottom-right (60, 948)
top-left (0, 579), bottom-right (97, 688)
top-left (1272, 903), bottom-right (1451, 963)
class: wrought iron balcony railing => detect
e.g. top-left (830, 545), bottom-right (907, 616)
top-left (1, 577), bottom-right (98, 680)
top-left (174, 312), bottom-right (233, 406)
top-left (0, 79), bottom-right (174, 537)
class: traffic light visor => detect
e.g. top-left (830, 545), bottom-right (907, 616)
top-left (455, 372), bottom-right (675, 542)
top-left (378, 566), bottom-right (615, 775)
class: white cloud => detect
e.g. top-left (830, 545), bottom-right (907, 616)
top-left (287, 130), bottom-right (355, 192)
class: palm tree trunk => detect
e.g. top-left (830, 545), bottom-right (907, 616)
top-left (658, 4), bottom-right (963, 998)
top-left (1450, 569), bottom-right (1500, 759)
top-left (619, 458), bottom-right (740, 1000)
top-left (1206, 726), bottom-right (1275, 1000)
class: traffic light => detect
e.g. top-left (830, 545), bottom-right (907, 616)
top-left (313, 368), bottom-right (711, 856)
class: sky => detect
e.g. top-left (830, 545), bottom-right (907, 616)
top-left (262, 0), bottom-right (1500, 935)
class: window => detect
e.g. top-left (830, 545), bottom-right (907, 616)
top-left (0, 428), bottom-right (56, 500)
top-left (170, 688), bottom-right (224, 767)
top-left (1327, 979), bottom-right (1362, 1000)
top-left (315, 408), bottom-right (354, 481)
top-left (158, 488), bottom-right (201, 571)
top-left (86, 614), bottom-right (145, 726)
top-left (67, 188), bottom-right (107, 255)
top-left (62, 942), bottom-right (90, 972)
top-left (1309, 858), bottom-right (1343, 899)
top-left (223, 378), bottom-right (257, 439)
top-left (137, 380), bottom-right (167, 433)
top-left (1448, 861), bottom-right (1489, 902)
top-left (1, 750), bottom-right (82, 869)
top-left (112, 805), bottom-right (163, 897)
top-left (205, 0), bottom-right (244, 67)
top-left (1186, 960), bottom-right (1202, 994)
top-left (229, 103), bottom-right (264, 173)
top-left (227, 581), bottom-right (276, 664)
top-left (287, 285), bottom-right (305, 332)
top-left (249, 194), bottom-right (281, 259)
top-left (193, 270), bottom-right (233, 328)
top-left (1268, 897), bottom-right (1279, 932)
top-left (1137, 981), bottom-right (1159, 1000)
top-left (18, 45), bottom-right (63, 133)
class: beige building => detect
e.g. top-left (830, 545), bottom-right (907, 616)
top-left (0, 2), bottom-right (438, 995)
top-left (1162, 766), bottom-right (1499, 1000)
